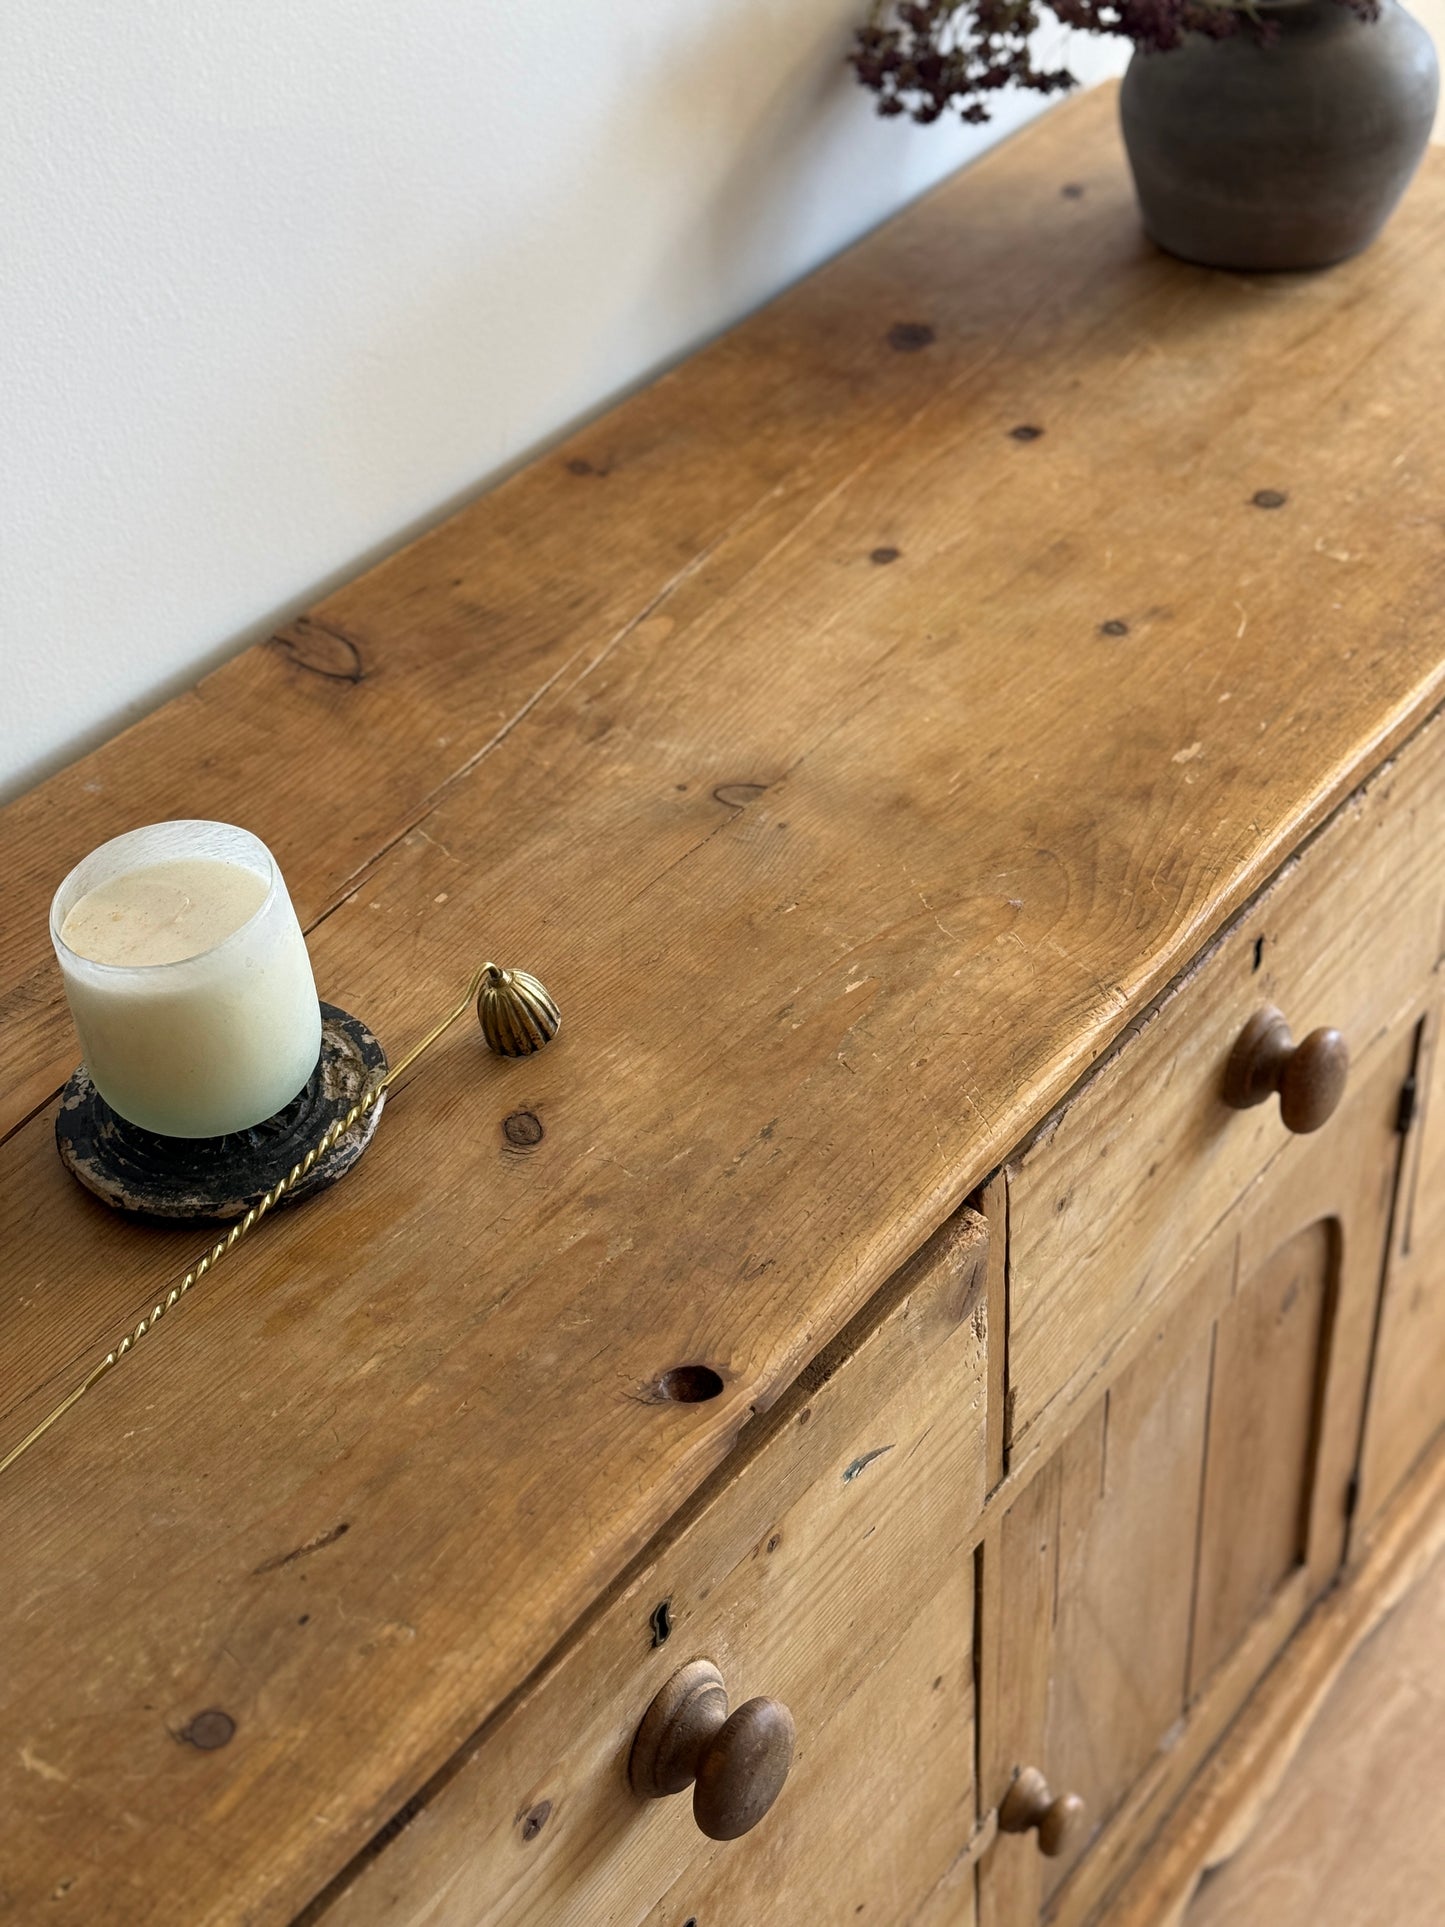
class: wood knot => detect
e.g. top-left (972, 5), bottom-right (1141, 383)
top-left (887, 322), bottom-right (935, 352)
top-left (713, 782), bottom-right (768, 809)
top-left (503, 1110), bottom-right (544, 1148)
top-left (271, 618), bottom-right (365, 684)
top-left (1100, 619), bottom-right (1130, 638)
top-left (1251, 489), bottom-right (1288, 510)
top-left (870, 546), bottom-right (901, 565)
top-left (180, 1710), bottom-right (235, 1750)
top-left (647, 1365), bottom-right (725, 1405)
top-left (519, 1800), bottom-right (552, 1842)
top-left (1009, 424), bottom-right (1045, 443)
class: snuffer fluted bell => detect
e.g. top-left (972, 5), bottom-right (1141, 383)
top-left (476, 964), bottom-right (561, 1057)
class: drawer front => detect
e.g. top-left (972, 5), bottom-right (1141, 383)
top-left (1006, 713), bottom-right (1445, 1461)
top-left (321, 1211), bottom-right (989, 1927)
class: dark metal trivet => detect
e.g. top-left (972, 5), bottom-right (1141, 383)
top-left (55, 1003), bottom-right (388, 1225)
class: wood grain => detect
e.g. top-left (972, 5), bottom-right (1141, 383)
top-left (1110, 1429), bottom-right (1445, 1927)
top-left (640, 1583), bottom-right (974, 1927)
top-left (974, 1035), bottom-right (1408, 1925)
top-left (1035, 1031), bottom-right (1411, 1927)
top-left (976, 1173), bottom-right (1010, 1493)
top-left (978, 1466), bottom-right (1059, 1927)
top-left (312, 1211), bottom-right (986, 1925)
top-left (1189, 1221), bottom-right (1331, 1694)
top-left (5, 85), bottom-right (1445, 1924)
top-left (1180, 1549), bottom-right (1445, 1927)
top-left (1006, 714), bottom-right (1445, 1464)
top-left (0, 78), bottom-right (1301, 1147)
top-left (912, 1853), bottom-right (981, 1927)
top-left (1040, 1309), bottom-right (1214, 1905)
top-left (1359, 998), bottom-right (1445, 1525)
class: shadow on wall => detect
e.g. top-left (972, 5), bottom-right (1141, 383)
top-left (318, 6), bottom-right (1000, 536)
top-left (3, 0), bottom-right (1125, 803)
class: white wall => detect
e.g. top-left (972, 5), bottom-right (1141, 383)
top-left (1, 5), bottom-right (1136, 799)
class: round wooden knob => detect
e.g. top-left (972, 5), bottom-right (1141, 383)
top-left (999, 1766), bottom-right (1086, 1858)
top-left (1223, 1006), bottom-right (1349, 1135)
top-left (628, 1659), bottom-right (795, 1842)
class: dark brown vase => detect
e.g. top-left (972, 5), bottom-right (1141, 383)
top-left (1120, 0), bottom-right (1439, 271)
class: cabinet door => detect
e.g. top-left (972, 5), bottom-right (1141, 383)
top-left (979, 1035), bottom-right (1410, 1927)
top-left (1359, 1004), bottom-right (1445, 1527)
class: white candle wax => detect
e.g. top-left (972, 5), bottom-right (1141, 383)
top-left (51, 821), bottom-right (322, 1138)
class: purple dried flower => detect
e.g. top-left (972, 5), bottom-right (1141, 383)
top-left (850, 0), bottom-right (1380, 122)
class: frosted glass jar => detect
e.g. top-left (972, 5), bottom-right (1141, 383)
top-left (50, 821), bottom-right (322, 1138)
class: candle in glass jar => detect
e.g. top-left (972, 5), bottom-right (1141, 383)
top-left (51, 821), bottom-right (322, 1138)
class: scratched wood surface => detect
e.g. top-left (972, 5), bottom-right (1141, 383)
top-left (987, 1033), bottom-right (1411, 1927)
top-left (313, 1213), bottom-right (986, 1925)
top-left (4, 85), bottom-right (1445, 1922)
top-left (1004, 714), bottom-right (1445, 1470)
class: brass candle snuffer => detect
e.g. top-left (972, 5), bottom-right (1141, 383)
top-left (1, 961), bottom-right (560, 1479)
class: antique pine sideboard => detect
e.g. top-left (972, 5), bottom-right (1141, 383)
top-left (4, 85), bottom-right (1445, 1927)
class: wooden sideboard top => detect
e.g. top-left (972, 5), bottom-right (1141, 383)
top-left (5, 84), bottom-right (1445, 1921)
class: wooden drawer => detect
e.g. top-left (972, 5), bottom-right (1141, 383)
top-left (1005, 713), bottom-right (1445, 1462)
top-left (316, 1211), bottom-right (990, 1927)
